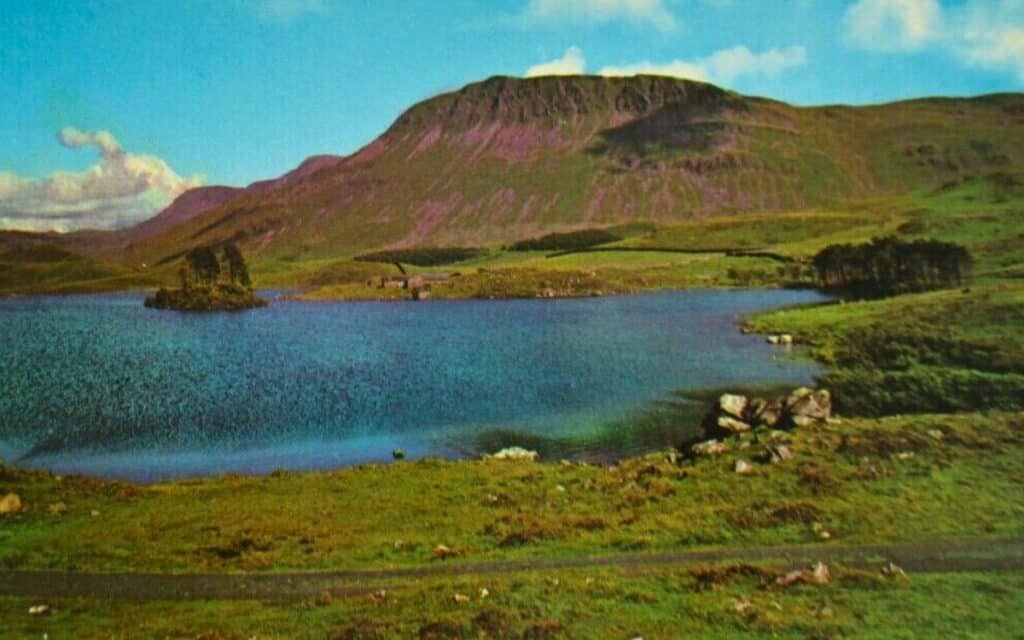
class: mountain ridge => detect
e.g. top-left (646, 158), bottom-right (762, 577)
top-left (5, 75), bottom-right (1023, 268)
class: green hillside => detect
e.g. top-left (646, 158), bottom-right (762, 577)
top-left (1, 75), bottom-right (1022, 295)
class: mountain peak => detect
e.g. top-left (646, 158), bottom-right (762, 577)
top-left (389, 74), bottom-right (743, 133)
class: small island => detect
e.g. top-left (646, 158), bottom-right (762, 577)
top-left (144, 244), bottom-right (267, 311)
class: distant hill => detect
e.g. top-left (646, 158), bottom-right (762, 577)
top-left (6, 75), bottom-right (1024, 270)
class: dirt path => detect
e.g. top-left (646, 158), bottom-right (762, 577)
top-left (2, 538), bottom-right (1021, 601)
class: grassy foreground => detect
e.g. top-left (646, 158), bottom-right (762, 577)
top-left (2, 410), bottom-right (1023, 637)
top-left (3, 569), bottom-right (1023, 639)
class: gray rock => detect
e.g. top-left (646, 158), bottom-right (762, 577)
top-left (785, 388), bottom-right (831, 425)
top-left (717, 416), bottom-right (752, 434)
top-left (718, 394), bottom-right (748, 419)
top-left (734, 459), bottom-right (755, 474)
top-left (692, 439), bottom-right (729, 456)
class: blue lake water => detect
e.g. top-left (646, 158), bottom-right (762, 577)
top-left (0, 290), bottom-right (827, 481)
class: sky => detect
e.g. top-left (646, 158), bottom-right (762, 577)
top-left (1, 0), bottom-right (1023, 231)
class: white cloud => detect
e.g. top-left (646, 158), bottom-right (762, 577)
top-left (0, 127), bottom-right (202, 232)
top-left (525, 46), bottom-right (587, 76)
top-left (256, 0), bottom-right (325, 23)
top-left (843, 0), bottom-right (941, 51)
top-left (599, 45), bottom-right (808, 84)
top-left (956, 1), bottom-right (1024, 79)
top-left (514, 0), bottom-right (677, 32)
top-left (844, 0), bottom-right (1024, 80)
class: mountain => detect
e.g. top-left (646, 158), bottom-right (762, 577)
top-left (11, 76), bottom-right (1024, 268)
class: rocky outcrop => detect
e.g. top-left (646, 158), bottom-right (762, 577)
top-left (687, 387), bottom-right (832, 462)
top-left (702, 387), bottom-right (831, 439)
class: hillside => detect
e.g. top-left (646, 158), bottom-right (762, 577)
top-left (96, 75), bottom-right (1022, 267)
top-left (1, 75), bottom-right (1022, 286)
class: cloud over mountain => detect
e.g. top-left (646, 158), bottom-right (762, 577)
top-left (525, 45), bottom-right (807, 84)
top-left (0, 127), bottom-right (202, 232)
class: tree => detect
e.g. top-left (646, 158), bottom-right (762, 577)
top-left (185, 247), bottom-right (221, 286)
top-left (812, 236), bottom-right (971, 297)
top-left (220, 243), bottom-right (251, 287)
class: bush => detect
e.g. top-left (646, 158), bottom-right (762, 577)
top-left (508, 229), bottom-right (620, 251)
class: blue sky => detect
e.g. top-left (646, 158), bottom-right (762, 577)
top-left (1, 0), bottom-right (1023, 231)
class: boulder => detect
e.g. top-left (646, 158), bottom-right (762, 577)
top-left (766, 444), bottom-right (793, 464)
top-left (0, 493), bottom-right (22, 516)
top-left (692, 439), bottom-right (729, 457)
top-left (734, 459), bottom-right (755, 475)
top-left (392, 448), bottom-right (406, 460)
top-left (717, 416), bottom-right (752, 434)
top-left (767, 335), bottom-right (780, 344)
top-left (487, 446), bottom-right (539, 461)
top-left (718, 394), bottom-right (748, 419)
top-left (778, 334), bottom-right (793, 345)
top-left (745, 398), bottom-right (783, 428)
top-left (784, 388), bottom-right (831, 426)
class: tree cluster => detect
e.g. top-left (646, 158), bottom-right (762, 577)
top-left (179, 243), bottom-right (252, 290)
top-left (812, 237), bottom-right (971, 297)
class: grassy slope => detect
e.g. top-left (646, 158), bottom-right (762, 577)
top-left (45, 79), bottom-right (1019, 271)
top-left (2, 412), bottom-right (1022, 637)
top-left (284, 171), bottom-right (1023, 300)
top-left (3, 413), bottom-right (1021, 574)
top-left (4, 571), bottom-right (1023, 639)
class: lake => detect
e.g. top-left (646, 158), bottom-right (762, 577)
top-left (0, 290), bottom-right (827, 481)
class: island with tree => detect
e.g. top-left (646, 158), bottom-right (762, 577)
top-left (144, 243), bottom-right (267, 311)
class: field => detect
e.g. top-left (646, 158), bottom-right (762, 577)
top-left (2, 165), bottom-right (1023, 637)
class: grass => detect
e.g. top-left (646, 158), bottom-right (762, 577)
top-left (2, 412), bottom-right (1022, 574)
top-left (3, 569), bottom-right (1023, 639)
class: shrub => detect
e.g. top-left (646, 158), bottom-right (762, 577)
top-left (508, 229), bottom-right (620, 251)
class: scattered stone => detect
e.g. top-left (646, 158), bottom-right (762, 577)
top-left (732, 597), bottom-right (755, 616)
top-left (767, 444), bottom-right (793, 464)
top-left (896, 451), bottom-right (915, 460)
top-left (809, 562), bottom-right (831, 585)
top-left (882, 562), bottom-right (908, 579)
top-left (453, 593), bottom-right (470, 604)
top-left (560, 459), bottom-right (573, 468)
top-left (486, 446), bottom-right (539, 461)
top-left (28, 604), bottom-right (50, 616)
top-left (48, 502), bottom-right (67, 516)
top-left (779, 334), bottom-right (793, 345)
top-left (784, 388), bottom-right (832, 427)
top-left (734, 459), bottom-right (755, 475)
top-left (90, 509), bottom-right (101, 517)
top-left (767, 335), bottom-right (780, 345)
top-left (692, 439), bottom-right (729, 457)
top-left (776, 569), bottom-right (805, 587)
top-left (0, 493), bottom-right (22, 516)
top-left (717, 416), bottom-right (752, 434)
top-left (719, 394), bottom-right (748, 419)
top-left (775, 562), bottom-right (831, 587)
top-left (927, 429), bottom-right (944, 440)
top-left (555, 485), bottom-right (566, 493)
top-left (479, 587), bottom-right (490, 599)
top-left (433, 544), bottom-right (459, 560)
top-left (392, 448), bottom-right (406, 460)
